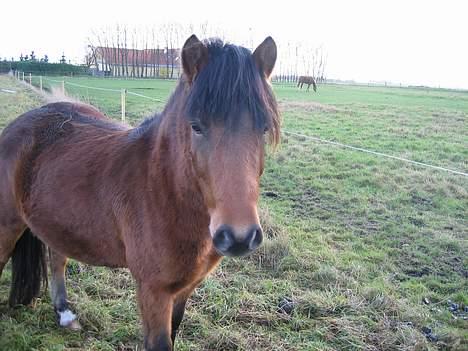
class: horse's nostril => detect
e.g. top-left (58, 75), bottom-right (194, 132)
top-left (213, 226), bottom-right (235, 253)
top-left (248, 226), bottom-right (263, 251)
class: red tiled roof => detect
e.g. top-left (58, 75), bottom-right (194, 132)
top-left (96, 47), bottom-right (180, 66)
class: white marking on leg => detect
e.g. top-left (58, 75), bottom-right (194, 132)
top-left (59, 309), bottom-right (77, 327)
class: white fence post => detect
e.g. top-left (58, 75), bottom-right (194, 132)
top-left (61, 81), bottom-right (65, 94)
top-left (29, 73), bottom-right (32, 85)
top-left (121, 89), bottom-right (127, 122)
top-left (22, 72), bottom-right (25, 81)
top-left (39, 76), bottom-right (43, 91)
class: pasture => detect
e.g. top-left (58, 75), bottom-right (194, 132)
top-left (0, 75), bottom-right (467, 350)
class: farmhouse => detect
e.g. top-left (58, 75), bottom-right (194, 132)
top-left (93, 46), bottom-right (180, 78)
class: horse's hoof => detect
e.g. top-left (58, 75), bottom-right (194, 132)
top-left (66, 319), bottom-right (82, 331)
top-left (57, 309), bottom-right (81, 330)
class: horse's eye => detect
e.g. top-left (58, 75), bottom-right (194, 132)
top-left (191, 122), bottom-right (203, 135)
top-left (263, 126), bottom-right (269, 134)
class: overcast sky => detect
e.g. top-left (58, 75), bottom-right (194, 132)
top-left (1, 0), bottom-right (467, 89)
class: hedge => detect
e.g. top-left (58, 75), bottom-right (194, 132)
top-left (0, 61), bottom-right (90, 75)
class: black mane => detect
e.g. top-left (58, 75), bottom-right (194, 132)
top-left (133, 39), bottom-right (280, 144)
top-left (185, 39), bottom-right (280, 140)
top-left (130, 113), bottom-right (162, 139)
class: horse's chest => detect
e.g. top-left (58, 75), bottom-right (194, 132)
top-left (166, 241), bottom-right (221, 292)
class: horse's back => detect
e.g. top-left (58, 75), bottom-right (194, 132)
top-left (38, 101), bottom-right (109, 120)
top-left (2, 101), bottom-right (111, 146)
top-left (0, 102), bottom-right (123, 176)
top-left (0, 100), bottom-right (128, 191)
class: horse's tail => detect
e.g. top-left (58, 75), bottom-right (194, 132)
top-left (9, 228), bottom-right (48, 306)
top-left (312, 78), bottom-right (317, 92)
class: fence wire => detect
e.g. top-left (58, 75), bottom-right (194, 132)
top-left (15, 72), bottom-right (467, 178)
top-left (284, 131), bottom-right (467, 177)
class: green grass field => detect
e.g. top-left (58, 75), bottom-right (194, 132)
top-left (0, 75), bottom-right (467, 350)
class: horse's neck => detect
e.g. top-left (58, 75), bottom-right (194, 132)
top-left (147, 91), bottom-right (204, 211)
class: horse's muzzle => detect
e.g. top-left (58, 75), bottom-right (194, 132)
top-left (212, 224), bottom-right (263, 257)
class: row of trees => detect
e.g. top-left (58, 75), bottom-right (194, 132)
top-left (8, 52), bottom-right (67, 64)
top-left (19, 51), bottom-right (48, 62)
top-left (85, 23), bottom-right (328, 82)
top-left (86, 23), bottom-right (194, 78)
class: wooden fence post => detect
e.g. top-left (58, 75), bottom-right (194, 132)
top-left (121, 89), bottom-right (127, 122)
top-left (39, 76), bottom-right (43, 91)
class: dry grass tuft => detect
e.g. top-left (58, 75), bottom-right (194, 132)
top-left (246, 207), bottom-right (290, 270)
top-left (279, 100), bottom-right (341, 113)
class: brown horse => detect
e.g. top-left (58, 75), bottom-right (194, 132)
top-left (297, 75), bottom-right (317, 92)
top-left (0, 35), bottom-right (280, 351)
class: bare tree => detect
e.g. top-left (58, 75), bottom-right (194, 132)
top-left (161, 23), bottom-right (171, 79)
top-left (115, 25), bottom-right (121, 77)
top-left (294, 43), bottom-right (328, 84)
top-left (90, 28), bottom-right (108, 74)
top-left (85, 35), bottom-right (99, 70)
top-left (103, 31), bottom-right (111, 74)
top-left (131, 29), bottom-right (137, 78)
top-left (151, 26), bottom-right (157, 78)
top-left (169, 23), bottom-right (181, 78)
top-left (84, 44), bottom-right (98, 69)
top-left (123, 26), bottom-right (129, 78)
top-left (144, 31), bottom-right (149, 78)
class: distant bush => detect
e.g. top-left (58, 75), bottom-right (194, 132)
top-left (0, 61), bottom-right (89, 75)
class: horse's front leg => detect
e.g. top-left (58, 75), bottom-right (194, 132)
top-left (171, 297), bottom-right (187, 345)
top-left (137, 282), bottom-right (174, 351)
top-left (170, 279), bottom-right (204, 345)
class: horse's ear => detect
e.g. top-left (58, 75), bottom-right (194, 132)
top-left (252, 36), bottom-right (277, 79)
top-left (182, 34), bottom-right (208, 83)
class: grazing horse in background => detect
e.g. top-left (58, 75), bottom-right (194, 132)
top-left (0, 35), bottom-right (280, 351)
top-left (297, 75), bottom-right (317, 92)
